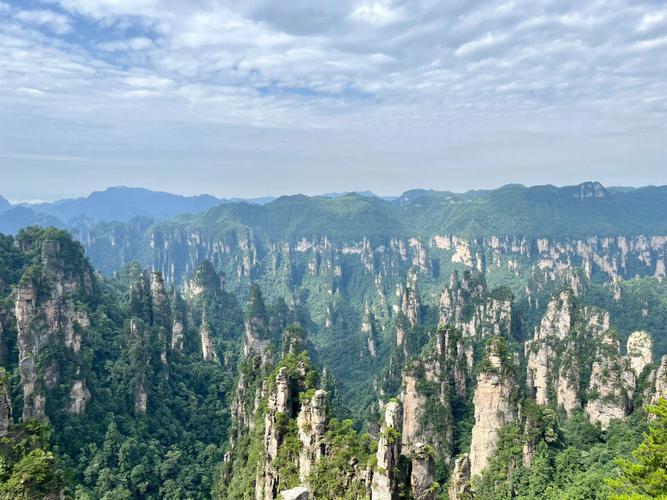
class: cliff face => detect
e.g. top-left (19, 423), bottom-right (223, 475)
top-left (256, 367), bottom-right (292, 500)
top-left (0, 368), bottom-right (11, 436)
top-left (469, 338), bottom-right (518, 478)
top-left (372, 401), bottom-right (403, 500)
top-left (15, 233), bottom-right (95, 421)
top-left (297, 389), bottom-right (326, 483)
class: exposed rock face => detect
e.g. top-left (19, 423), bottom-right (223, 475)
top-left (0, 368), bottom-right (12, 436)
top-left (401, 270), bottom-right (420, 327)
top-left (256, 367), bottom-right (292, 500)
top-left (15, 237), bottom-right (94, 421)
top-left (362, 304), bottom-right (377, 358)
top-left (526, 291), bottom-right (574, 409)
top-left (585, 332), bottom-right (632, 429)
top-left (200, 321), bottom-right (218, 362)
top-left (372, 401), bottom-right (403, 500)
top-left (69, 379), bottom-right (90, 414)
top-left (409, 443), bottom-right (435, 500)
top-left (244, 303), bottom-right (271, 364)
top-left (150, 272), bottom-right (170, 364)
top-left (648, 355), bottom-right (667, 407)
top-left (171, 319), bottom-right (184, 352)
top-left (627, 331), bottom-right (653, 377)
top-left (447, 454), bottom-right (471, 500)
top-left (438, 271), bottom-right (512, 373)
top-left (298, 389), bottom-right (327, 483)
top-left (401, 372), bottom-right (427, 450)
top-left (131, 319), bottom-right (149, 414)
top-left (399, 328), bottom-right (455, 468)
top-left (469, 338), bottom-right (517, 478)
top-left (279, 487), bottom-right (309, 500)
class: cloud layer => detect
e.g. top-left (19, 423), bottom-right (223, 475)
top-left (1, 0), bottom-right (666, 199)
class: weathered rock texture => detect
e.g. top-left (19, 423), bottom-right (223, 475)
top-left (15, 236), bottom-right (94, 421)
top-left (409, 442), bottom-right (435, 500)
top-left (0, 368), bottom-right (12, 436)
top-left (469, 338), bottom-right (518, 478)
top-left (626, 331), bottom-right (653, 377)
top-left (297, 389), bottom-right (327, 483)
top-left (372, 401), bottom-right (403, 500)
top-left (256, 367), bottom-right (292, 500)
top-left (447, 454), bottom-right (471, 500)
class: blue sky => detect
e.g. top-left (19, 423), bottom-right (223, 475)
top-left (0, 0), bottom-right (666, 202)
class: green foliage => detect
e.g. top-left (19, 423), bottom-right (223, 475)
top-left (0, 421), bottom-right (66, 499)
top-left (608, 399), bottom-right (667, 499)
top-left (474, 407), bottom-right (649, 499)
top-left (309, 418), bottom-right (375, 499)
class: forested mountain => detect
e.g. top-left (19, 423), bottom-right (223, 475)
top-left (0, 187), bottom-right (277, 235)
top-left (1, 183), bottom-right (667, 499)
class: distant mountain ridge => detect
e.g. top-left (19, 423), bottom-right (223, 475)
top-left (2, 181), bottom-right (667, 238)
top-left (0, 186), bottom-right (277, 234)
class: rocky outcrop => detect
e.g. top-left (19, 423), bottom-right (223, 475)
top-left (256, 367), bottom-right (292, 500)
top-left (626, 331), bottom-right (653, 377)
top-left (298, 389), bottom-right (327, 483)
top-left (362, 304), bottom-right (377, 358)
top-left (200, 320), bottom-right (218, 363)
top-left (0, 368), bottom-right (12, 436)
top-left (647, 355), bottom-right (667, 408)
top-left (585, 331), bottom-right (633, 429)
top-left (69, 378), bottom-right (90, 414)
top-left (409, 442), bottom-right (435, 500)
top-left (438, 271), bottom-right (512, 349)
top-left (372, 401), bottom-right (402, 500)
top-left (447, 454), bottom-right (471, 500)
top-left (244, 286), bottom-right (272, 364)
top-left (401, 372), bottom-right (427, 450)
top-left (526, 291), bottom-right (574, 409)
top-left (469, 338), bottom-right (518, 478)
top-left (130, 319), bottom-right (149, 414)
top-left (279, 486), bottom-right (309, 500)
top-left (171, 319), bottom-right (184, 352)
top-left (15, 235), bottom-right (94, 421)
top-left (399, 349), bottom-right (453, 467)
top-left (150, 272), bottom-right (170, 364)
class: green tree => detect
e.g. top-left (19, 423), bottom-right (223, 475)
top-left (608, 398), bottom-right (667, 499)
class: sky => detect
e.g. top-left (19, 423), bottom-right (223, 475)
top-left (1, 0), bottom-right (666, 202)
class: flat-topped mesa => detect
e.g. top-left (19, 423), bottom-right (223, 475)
top-left (469, 337), bottom-right (518, 479)
top-left (372, 401), bottom-right (403, 500)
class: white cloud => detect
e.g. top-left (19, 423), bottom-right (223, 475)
top-left (97, 37), bottom-right (153, 52)
top-left (454, 32), bottom-right (508, 58)
top-left (1, 0), bottom-right (666, 198)
top-left (351, 0), bottom-right (404, 26)
top-left (15, 9), bottom-right (72, 34)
